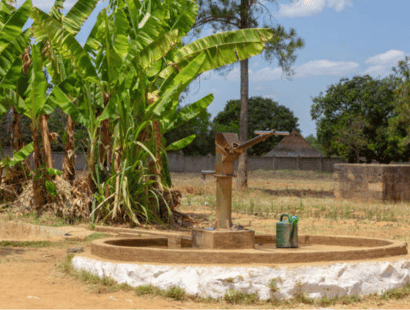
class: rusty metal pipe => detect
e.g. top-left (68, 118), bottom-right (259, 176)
top-left (234, 130), bottom-right (289, 154)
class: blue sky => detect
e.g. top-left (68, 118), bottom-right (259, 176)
top-left (18, 0), bottom-right (410, 137)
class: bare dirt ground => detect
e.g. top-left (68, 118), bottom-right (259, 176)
top-left (2, 170), bottom-right (410, 308)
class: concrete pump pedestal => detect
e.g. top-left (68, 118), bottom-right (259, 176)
top-left (73, 228), bottom-right (410, 300)
top-left (90, 234), bottom-right (407, 265)
top-left (192, 228), bottom-right (255, 249)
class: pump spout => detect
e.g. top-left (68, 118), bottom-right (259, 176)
top-left (234, 130), bottom-right (290, 154)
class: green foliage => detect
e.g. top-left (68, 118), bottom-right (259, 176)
top-left (164, 286), bottom-right (186, 300)
top-left (311, 75), bottom-right (409, 163)
top-left (388, 56), bottom-right (410, 153)
top-left (165, 107), bottom-right (214, 155)
top-left (213, 96), bottom-right (299, 155)
top-left (0, 142), bottom-right (32, 168)
top-left (30, 0), bottom-right (273, 223)
top-left (223, 289), bottom-right (259, 304)
top-left (195, 0), bottom-right (304, 77)
top-left (305, 134), bottom-right (325, 155)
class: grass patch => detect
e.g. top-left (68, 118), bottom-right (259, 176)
top-left (164, 286), bottom-right (186, 300)
top-left (381, 282), bottom-right (410, 300)
top-left (135, 284), bottom-right (163, 296)
top-left (223, 289), bottom-right (259, 304)
top-left (268, 277), bottom-right (283, 293)
top-left (57, 254), bottom-right (188, 300)
top-left (0, 240), bottom-right (53, 248)
top-left (83, 232), bottom-right (108, 242)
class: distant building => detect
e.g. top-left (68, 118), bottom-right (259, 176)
top-left (264, 130), bottom-right (323, 158)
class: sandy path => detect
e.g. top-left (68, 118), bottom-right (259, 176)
top-left (2, 245), bottom-right (410, 309)
top-left (0, 247), bottom-right (196, 309)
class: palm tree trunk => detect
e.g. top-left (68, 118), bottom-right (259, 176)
top-left (63, 114), bottom-right (76, 183)
top-left (237, 58), bottom-right (249, 190)
top-left (237, 0), bottom-right (249, 190)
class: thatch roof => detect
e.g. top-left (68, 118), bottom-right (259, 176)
top-left (264, 131), bottom-right (323, 157)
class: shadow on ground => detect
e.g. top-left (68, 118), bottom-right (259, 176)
top-left (257, 188), bottom-right (334, 198)
top-left (0, 248), bottom-right (25, 257)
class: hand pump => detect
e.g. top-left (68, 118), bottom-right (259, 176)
top-left (214, 130), bottom-right (289, 229)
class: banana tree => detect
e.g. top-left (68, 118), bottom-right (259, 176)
top-left (37, 0), bottom-right (100, 183)
top-left (0, 0), bottom-right (32, 152)
top-left (31, 0), bottom-right (273, 224)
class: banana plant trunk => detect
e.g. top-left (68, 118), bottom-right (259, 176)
top-left (40, 114), bottom-right (53, 169)
top-left (152, 120), bottom-right (163, 191)
top-left (62, 114), bottom-right (76, 183)
top-left (11, 106), bottom-right (22, 151)
top-left (31, 123), bottom-right (46, 208)
top-left (86, 134), bottom-right (98, 192)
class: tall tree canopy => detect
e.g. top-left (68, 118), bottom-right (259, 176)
top-left (194, 0), bottom-right (304, 189)
top-left (213, 96), bottom-right (299, 156)
top-left (311, 75), bottom-right (410, 163)
top-left (388, 56), bottom-right (410, 153)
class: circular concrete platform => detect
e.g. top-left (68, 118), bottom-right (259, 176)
top-left (91, 234), bottom-right (407, 264)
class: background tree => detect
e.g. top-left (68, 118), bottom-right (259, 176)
top-left (388, 56), bottom-right (410, 156)
top-left (311, 75), bottom-right (408, 163)
top-left (333, 114), bottom-right (368, 162)
top-left (213, 96), bottom-right (299, 156)
top-left (194, 0), bottom-right (304, 189)
top-left (165, 107), bottom-right (214, 156)
top-left (304, 134), bottom-right (325, 156)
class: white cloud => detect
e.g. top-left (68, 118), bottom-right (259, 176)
top-left (365, 49), bottom-right (405, 66)
top-left (294, 60), bottom-right (359, 77)
top-left (363, 50), bottom-right (408, 78)
top-left (251, 67), bottom-right (283, 81)
top-left (277, 0), bottom-right (353, 18)
top-left (225, 66), bottom-right (284, 82)
top-left (224, 60), bottom-right (359, 82)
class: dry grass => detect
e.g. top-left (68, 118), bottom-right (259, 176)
top-left (171, 169), bottom-right (410, 244)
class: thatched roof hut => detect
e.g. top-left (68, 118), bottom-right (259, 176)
top-left (264, 131), bottom-right (322, 157)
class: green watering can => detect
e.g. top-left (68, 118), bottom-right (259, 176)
top-left (276, 214), bottom-right (299, 248)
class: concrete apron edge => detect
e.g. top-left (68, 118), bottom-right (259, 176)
top-left (72, 255), bottom-right (410, 300)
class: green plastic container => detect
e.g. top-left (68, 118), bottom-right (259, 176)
top-left (276, 214), bottom-right (299, 248)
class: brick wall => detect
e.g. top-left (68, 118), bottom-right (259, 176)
top-left (334, 164), bottom-right (410, 201)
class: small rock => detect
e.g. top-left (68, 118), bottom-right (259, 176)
top-left (64, 233), bottom-right (72, 236)
top-left (66, 247), bottom-right (84, 253)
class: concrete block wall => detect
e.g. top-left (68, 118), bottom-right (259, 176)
top-left (1, 147), bottom-right (342, 174)
top-left (334, 164), bottom-right (410, 201)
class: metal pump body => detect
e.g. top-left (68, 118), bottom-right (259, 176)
top-left (214, 130), bottom-right (289, 229)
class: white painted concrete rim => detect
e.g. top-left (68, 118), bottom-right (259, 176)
top-left (72, 256), bottom-right (410, 300)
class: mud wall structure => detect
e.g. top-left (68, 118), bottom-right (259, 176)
top-left (334, 164), bottom-right (410, 201)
